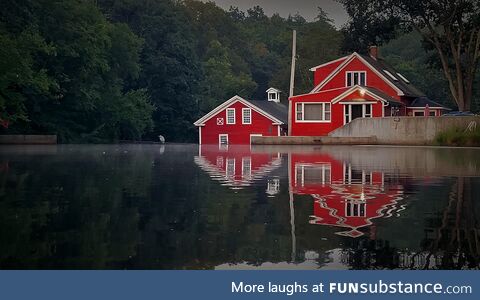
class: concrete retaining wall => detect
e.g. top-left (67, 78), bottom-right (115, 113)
top-left (329, 116), bottom-right (480, 145)
top-left (252, 136), bottom-right (376, 145)
top-left (0, 135), bottom-right (57, 144)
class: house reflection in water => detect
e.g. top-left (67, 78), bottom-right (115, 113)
top-left (289, 152), bottom-right (405, 238)
top-left (194, 145), bottom-right (282, 191)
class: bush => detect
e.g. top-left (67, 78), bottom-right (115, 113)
top-left (435, 126), bottom-right (480, 147)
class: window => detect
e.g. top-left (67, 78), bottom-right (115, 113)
top-left (414, 111), bottom-right (424, 117)
top-left (296, 103), bottom-right (331, 122)
top-left (226, 158), bottom-right (235, 178)
top-left (242, 108), bottom-right (251, 124)
top-left (346, 71), bottom-right (366, 86)
top-left (226, 108), bottom-right (235, 124)
top-left (242, 157), bottom-right (251, 179)
top-left (429, 111), bottom-right (436, 116)
top-left (295, 164), bottom-right (331, 186)
top-left (268, 92), bottom-right (277, 100)
top-left (219, 134), bottom-right (228, 145)
top-left (364, 104), bottom-right (372, 118)
top-left (396, 73), bottom-right (410, 83)
top-left (346, 200), bottom-right (366, 217)
top-left (383, 70), bottom-right (398, 81)
top-left (216, 118), bottom-right (224, 125)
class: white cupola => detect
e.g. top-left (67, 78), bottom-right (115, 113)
top-left (266, 87), bottom-right (281, 103)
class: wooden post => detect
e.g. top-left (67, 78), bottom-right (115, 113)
top-left (288, 30), bottom-right (297, 136)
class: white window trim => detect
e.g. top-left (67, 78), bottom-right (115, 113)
top-left (343, 103), bottom-right (373, 125)
top-left (345, 201), bottom-right (367, 217)
top-left (242, 108), bottom-right (252, 124)
top-left (226, 108), bottom-right (235, 124)
top-left (396, 73), bottom-right (410, 83)
top-left (383, 69), bottom-right (398, 81)
top-left (295, 102), bottom-right (332, 123)
top-left (226, 158), bottom-right (235, 178)
top-left (219, 134), bottom-right (228, 146)
top-left (345, 71), bottom-right (367, 87)
top-left (242, 157), bottom-right (252, 179)
top-left (294, 163), bottom-right (332, 187)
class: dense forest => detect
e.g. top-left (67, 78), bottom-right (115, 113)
top-left (0, 0), bottom-right (478, 143)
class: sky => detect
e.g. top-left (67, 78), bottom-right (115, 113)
top-left (202, 0), bottom-right (349, 28)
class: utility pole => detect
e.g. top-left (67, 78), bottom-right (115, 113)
top-left (288, 30), bottom-right (297, 136)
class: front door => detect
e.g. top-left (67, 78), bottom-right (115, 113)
top-left (344, 104), bottom-right (372, 124)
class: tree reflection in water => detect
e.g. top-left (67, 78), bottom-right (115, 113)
top-left (0, 145), bottom-right (479, 269)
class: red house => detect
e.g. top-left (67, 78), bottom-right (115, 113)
top-left (194, 89), bottom-right (288, 145)
top-left (289, 151), bottom-right (405, 238)
top-left (290, 47), bottom-right (450, 136)
top-left (194, 145), bottom-right (282, 190)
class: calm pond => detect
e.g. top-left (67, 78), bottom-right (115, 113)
top-left (1, 144), bottom-right (480, 270)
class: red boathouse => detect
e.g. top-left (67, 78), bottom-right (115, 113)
top-left (194, 89), bottom-right (288, 145)
top-left (289, 47), bottom-right (450, 136)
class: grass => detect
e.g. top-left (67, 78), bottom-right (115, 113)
top-left (435, 126), bottom-right (480, 147)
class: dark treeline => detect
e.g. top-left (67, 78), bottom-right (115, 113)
top-left (0, 0), bottom-right (473, 143)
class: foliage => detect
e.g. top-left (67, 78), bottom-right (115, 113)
top-left (0, 0), bottom-right (152, 142)
top-left (435, 125), bottom-right (480, 146)
top-left (339, 0), bottom-right (480, 111)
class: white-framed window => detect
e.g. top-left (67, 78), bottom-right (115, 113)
top-left (296, 102), bottom-right (331, 122)
top-left (268, 92), bottom-right (277, 101)
top-left (295, 164), bottom-right (331, 186)
top-left (242, 108), bottom-right (251, 124)
top-left (216, 118), bottom-right (224, 125)
top-left (219, 134), bottom-right (228, 146)
top-left (364, 104), bottom-right (372, 118)
top-left (242, 157), bottom-right (251, 179)
top-left (396, 73), bottom-right (410, 83)
top-left (226, 108), bottom-right (235, 124)
top-left (346, 71), bottom-right (367, 86)
top-left (344, 103), bottom-right (373, 124)
top-left (383, 70), bottom-right (398, 81)
top-left (226, 158), bottom-right (235, 178)
top-left (346, 200), bottom-right (366, 217)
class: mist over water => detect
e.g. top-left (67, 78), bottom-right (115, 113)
top-left (1, 144), bottom-right (479, 269)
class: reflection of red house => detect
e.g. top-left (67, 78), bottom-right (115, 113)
top-left (289, 47), bottom-right (450, 136)
top-left (194, 89), bottom-right (288, 145)
top-left (290, 152), bottom-right (404, 238)
top-left (195, 145), bottom-right (281, 190)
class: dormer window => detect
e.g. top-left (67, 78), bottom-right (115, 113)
top-left (396, 73), bottom-right (410, 83)
top-left (346, 71), bottom-right (366, 87)
top-left (266, 87), bottom-right (281, 103)
top-left (383, 70), bottom-right (398, 81)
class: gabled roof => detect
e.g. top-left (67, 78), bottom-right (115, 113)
top-left (330, 85), bottom-right (404, 107)
top-left (359, 54), bottom-right (425, 98)
top-left (193, 95), bottom-right (286, 126)
top-left (407, 97), bottom-right (451, 110)
top-left (266, 87), bottom-right (281, 93)
top-left (245, 99), bottom-right (288, 124)
top-left (310, 52), bottom-right (425, 98)
top-left (309, 55), bottom-right (349, 71)
top-left (363, 87), bottom-right (404, 107)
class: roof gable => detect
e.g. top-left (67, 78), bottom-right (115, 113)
top-left (311, 53), bottom-right (405, 96)
top-left (193, 95), bottom-right (284, 126)
top-left (330, 85), bottom-right (403, 106)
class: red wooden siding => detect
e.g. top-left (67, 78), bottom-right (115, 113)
top-left (290, 88), bottom-right (384, 136)
top-left (200, 101), bottom-right (280, 145)
top-left (317, 56), bottom-right (401, 99)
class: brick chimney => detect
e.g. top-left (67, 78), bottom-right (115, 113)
top-left (369, 46), bottom-right (379, 60)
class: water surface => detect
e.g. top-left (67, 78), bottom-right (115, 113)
top-left (1, 144), bottom-right (479, 270)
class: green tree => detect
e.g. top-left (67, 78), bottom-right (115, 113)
top-left (339, 0), bottom-right (480, 111)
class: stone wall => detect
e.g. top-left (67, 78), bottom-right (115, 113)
top-left (329, 116), bottom-right (480, 145)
